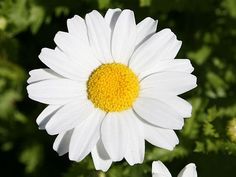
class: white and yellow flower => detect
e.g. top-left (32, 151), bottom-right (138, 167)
top-left (152, 161), bottom-right (197, 177)
top-left (27, 9), bottom-right (197, 171)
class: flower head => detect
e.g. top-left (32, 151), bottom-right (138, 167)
top-left (152, 161), bottom-right (197, 177)
top-left (27, 8), bottom-right (197, 171)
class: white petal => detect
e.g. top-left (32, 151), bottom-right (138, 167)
top-left (124, 110), bottom-right (145, 165)
top-left (104, 8), bottom-right (121, 32)
top-left (53, 129), bottom-right (73, 156)
top-left (160, 96), bottom-right (192, 118)
top-left (140, 72), bottom-right (197, 95)
top-left (154, 35), bottom-right (182, 62)
top-left (86, 10), bottom-right (113, 63)
top-left (101, 112), bottom-right (127, 161)
top-left (69, 109), bottom-right (105, 161)
top-left (135, 17), bottom-right (158, 48)
top-left (101, 110), bottom-right (145, 164)
top-left (177, 163), bottom-right (197, 177)
top-left (54, 31), bottom-right (100, 74)
top-left (133, 97), bottom-right (184, 130)
top-left (139, 59), bottom-right (194, 79)
top-left (140, 89), bottom-right (192, 117)
top-left (45, 99), bottom-right (95, 135)
top-left (27, 79), bottom-right (86, 104)
top-left (130, 29), bottom-right (181, 74)
top-left (142, 120), bottom-right (179, 150)
top-left (39, 48), bottom-right (87, 81)
top-left (27, 69), bottom-right (63, 84)
top-left (164, 39), bottom-right (182, 60)
top-left (91, 139), bottom-right (112, 172)
top-left (112, 9), bottom-right (137, 64)
top-left (36, 105), bottom-right (61, 129)
top-left (152, 161), bottom-right (172, 177)
top-left (67, 15), bottom-right (89, 45)
top-left (159, 59), bottom-right (194, 73)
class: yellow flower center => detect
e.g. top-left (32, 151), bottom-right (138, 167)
top-left (87, 63), bottom-right (140, 112)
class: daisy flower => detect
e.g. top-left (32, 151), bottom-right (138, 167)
top-left (27, 9), bottom-right (197, 171)
top-left (152, 161), bottom-right (197, 177)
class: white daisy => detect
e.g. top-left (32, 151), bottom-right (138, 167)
top-left (27, 8), bottom-right (197, 171)
top-left (152, 161), bottom-right (197, 177)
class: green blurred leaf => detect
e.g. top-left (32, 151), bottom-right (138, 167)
top-left (187, 45), bottom-right (211, 65)
top-left (140, 0), bottom-right (151, 7)
top-left (98, 0), bottom-right (111, 9)
top-left (29, 5), bottom-right (45, 33)
top-left (222, 0), bottom-right (236, 18)
top-left (19, 144), bottom-right (43, 174)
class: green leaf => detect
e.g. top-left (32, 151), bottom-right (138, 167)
top-left (19, 144), bottom-right (43, 174)
top-left (98, 0), bottom-right (110, 9)
top-left (140, 0), bottom-right (152, 7)
top-left (187, 45), bottom-right (211, 65)
top-left (29, 5), bottom-right (45, 34)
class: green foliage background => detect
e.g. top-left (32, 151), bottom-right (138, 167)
top-left (0, 0), bottom-right (236, 176)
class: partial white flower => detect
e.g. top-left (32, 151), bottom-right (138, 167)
top-left (27, 8), bottom-right (197, 171)
top-left (152, 161), bottom-right (197, 177)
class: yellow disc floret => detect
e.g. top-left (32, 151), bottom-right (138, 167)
top-left (87, 63), bottom-right (140, 112)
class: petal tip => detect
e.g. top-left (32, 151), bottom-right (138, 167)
top-left (186, 163), bottom-right (196, 168)
top-left (45, 123), bottom-right (57, 135)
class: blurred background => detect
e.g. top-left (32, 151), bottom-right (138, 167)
top-left (0, 0), bottom-right (236, 176)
